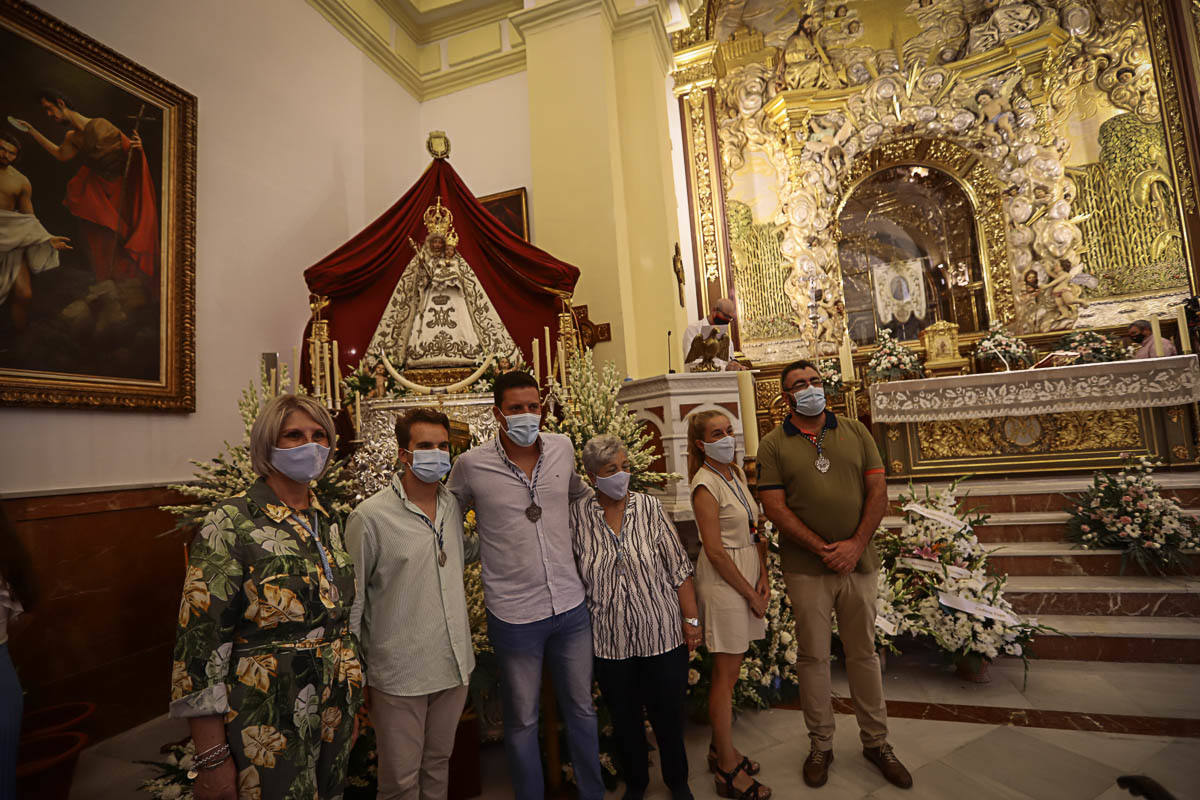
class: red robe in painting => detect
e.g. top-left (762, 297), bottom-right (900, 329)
top-left (62, 117), bottom-right (158, 282)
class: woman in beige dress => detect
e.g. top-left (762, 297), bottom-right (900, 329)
top-left (688, 410), bottom-right (771, 800)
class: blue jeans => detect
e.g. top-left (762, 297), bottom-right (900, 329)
top-left (486, 603), bottom-right (603, 800)
top-left (0, 644), bottom-right (21, 800)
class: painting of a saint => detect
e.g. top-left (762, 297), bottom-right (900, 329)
top-left (0, 1), bottom-right (194, 410)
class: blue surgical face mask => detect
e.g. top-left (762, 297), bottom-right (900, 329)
top-left (595, 470), bottom-right (631, 500)
top-left (702, 435), bottom-right (737, 464)
top-left (792, 386), bottom-right (827, 416)
top-left (502, 413), bottom-right (542, 447)
top-left (271, 442), bottom-right (330, 484)
top-left (406, 448), bottom-right (451, 483)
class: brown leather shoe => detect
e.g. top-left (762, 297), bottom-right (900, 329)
top-left (863, 743), bottom-right (913, 789)
top-left (802, 748), bottom-right (833, 787)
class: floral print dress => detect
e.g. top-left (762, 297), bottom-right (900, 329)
top-left (170, 479), bottom-right (364, 800)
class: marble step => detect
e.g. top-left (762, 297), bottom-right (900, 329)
top-left (1005, 575), bottom-right (1200, 617)
top-left (887, 473), bottom-right (1200, 515)
top-left (1030, 614), bottom-right (1200, 663)
top-left (984, 542), bottom-right (1200, 577)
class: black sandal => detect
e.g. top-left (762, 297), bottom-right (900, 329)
top-left (707, 745), bottom-right (761, 776)
top-left (713, 758), bottom-right (771, 799)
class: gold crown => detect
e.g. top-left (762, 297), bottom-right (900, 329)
top-left (423, 196), bottom-right (458, 246)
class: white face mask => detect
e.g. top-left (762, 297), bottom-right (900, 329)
top-left (271, 442), bottom-right (330, 484)
top-left (595, 470), bottom-right (631, 500)
top-left (502, 413), bottom-right (542, 447)
top-left (702, 435), bottom-right (736, 464)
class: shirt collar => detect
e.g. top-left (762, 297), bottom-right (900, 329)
top-left (783, 410), bottom-right (837, 436)
top-left (390, 472), bottom-right (448, 510)
top-left (249, 477), bottom-right (329, 522)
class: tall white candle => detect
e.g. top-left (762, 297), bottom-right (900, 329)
top-left (1151, 316), bottom-right (1164, 357)
top-left (292, 346), bottom-right (299, 393)
top-left (332, 341), bottom-right (341, 410)
top-left (1178, 306), bottom-right (1192, 353)
top-left (544, 327), bottom-right (553, 382)
top-left (532, 339), bottom-right (540, 384)
top-left (354, 391), bottom-right (362, 434)
top-left (558, 341), bottom-right (566, 386)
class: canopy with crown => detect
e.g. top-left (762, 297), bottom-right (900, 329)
top-left (301, 152), bottom-right (580, 388)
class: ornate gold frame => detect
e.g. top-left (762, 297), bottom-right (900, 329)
top-left (839, 137), bottom-right (1014, 328)
top-left (0, 0), bottom-right (197, 411)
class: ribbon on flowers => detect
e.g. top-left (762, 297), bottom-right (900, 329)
top-left (875, 616), bottom-right (898, 636)
top-left (937, 592), bottom-right (1021, 625)
top-left (901, 502), bottom-right (970, 532)
top-left (896, 557), bottom-right (972, 580)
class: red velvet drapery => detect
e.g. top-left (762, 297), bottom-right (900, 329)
top-left (302, 159), bottom-right (579, 380)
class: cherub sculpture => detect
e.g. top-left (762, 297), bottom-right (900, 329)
top-left (973, 69), bottom-right (1023, 146)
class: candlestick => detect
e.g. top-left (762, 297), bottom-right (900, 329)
top-left (839, 330), bottom-right (854, 380)
top-left (308, 341), bottom-right (318, 395)
top-left (1151, 316), bottom-right (1164, 357)
top-left (1178, 305), bottom-right (1192, 353)
top-left (736, 370), bottom-right (760, 457)
top-left (333, 341), bottom-right (341, 410)
top-left (354, 391), bottom-right (362, 435)
top-left (324, 342), bottom-right (334, 403)
top-left (292, 346), bottom-right (299, 393)
top-left (557, 341), bottom-right (566, 387)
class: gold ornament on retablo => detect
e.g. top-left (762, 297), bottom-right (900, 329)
top-left (426, 131), bottom-right (450, 160)
top-left (919, 320), bottom-right (969, 377)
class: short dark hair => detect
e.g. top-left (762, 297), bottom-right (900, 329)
top-left (1130, 319), bottom-right (1152, 333)
top-left (37, 88), bottom-right (72, 109)
top-left (780, 359), bottom-right (819, 389)
top-left (493, 370), bottom-right (539, 407)
top-left (395, 407), bottom-right (450, 450)
top-left (0, 131), bottom-right (19, 152)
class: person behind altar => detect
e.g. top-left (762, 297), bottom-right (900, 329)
top-left (1128, 319), bottom-right (1178, 359)
top-left (446, 371), bottom-right (605, 800)
top-left (757, 361), bottom-right (913, 791)
top-left (683, 297), bottom-right (747, 372)
top-left (347, 407), bottom-right (476, 800)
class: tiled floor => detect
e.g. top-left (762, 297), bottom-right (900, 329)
top-left (68, 658), bottom-right (1200, 800)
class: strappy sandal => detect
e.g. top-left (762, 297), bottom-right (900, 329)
top-left (713, 758), bottom-right (771, 799)
top-left (707, 744), bottom-right (761, 776)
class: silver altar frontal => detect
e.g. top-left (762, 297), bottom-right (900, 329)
top-left (870, 356), bottom-right (1200, 478)
top-left (351, 393), bottom-right (497, 497)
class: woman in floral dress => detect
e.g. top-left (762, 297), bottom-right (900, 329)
top-left (170, 394), bottom-right (364, 800)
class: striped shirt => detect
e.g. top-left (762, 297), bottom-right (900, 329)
top-left (570, 491), bottom-right (695, 660)
top-left (346, 474), bottom-right (476, 696)
top-left (447, 433), bottom-right (591, 624)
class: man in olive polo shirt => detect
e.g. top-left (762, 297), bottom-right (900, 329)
top-left (758, 359), bottom-right (912, 791)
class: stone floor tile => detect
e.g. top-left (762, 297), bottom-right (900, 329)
top-left (867, 759), bottom-right (1035, 800)
top-left (1018, 728), bottom-right (1172, 773)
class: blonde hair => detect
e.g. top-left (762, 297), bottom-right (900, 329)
top-left (686, 409), bottom-right (729, 480)
top-left (249, 394), bottom-right (337, 478)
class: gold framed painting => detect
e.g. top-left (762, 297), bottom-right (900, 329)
top-left (0, 0), bottom-right (196, 411)
top-left (479, 187), bottom-right (529, 242)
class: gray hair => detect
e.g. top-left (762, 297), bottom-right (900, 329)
top-left (249, 394), bottom-right (337, 478)
top-left (1131, 319), bottom-right (1152, 332)
top-left (581, 433), bottom-right (627, 474)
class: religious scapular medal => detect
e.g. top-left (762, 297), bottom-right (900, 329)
top-left (438, 548), bottom-right (448, 567)
top-left (815, 454), bottom-right (831, 473)
top-left (525, 504), bottom-right (543, 522)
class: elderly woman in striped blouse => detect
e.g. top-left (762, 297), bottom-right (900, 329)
top-left (569, 434), bottom-right (701, 800)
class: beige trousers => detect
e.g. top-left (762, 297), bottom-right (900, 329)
top-left (784, 570), bottom-right (888, 751)
top-left (369, 684), bottom-right (469, 800)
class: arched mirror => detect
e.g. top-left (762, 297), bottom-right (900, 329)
top-left (838, 165), bottom-right (990, 345)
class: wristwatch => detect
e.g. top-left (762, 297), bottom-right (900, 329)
top-left (683, 617), bottom-right (700, 628)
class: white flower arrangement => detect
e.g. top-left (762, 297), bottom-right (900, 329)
top-left (865, 329), bottom-right (925, 383)
top-left (973, 326), bottom-right (1035, 370)
top-left (874, 482), bottom-right (1045, 667)
top-left (1067, 455), bottom-right (1200, 574)
top-left (1057, 329), bottom-right (1125, 364)
top-left (817, 360), bottom-right (845, 397)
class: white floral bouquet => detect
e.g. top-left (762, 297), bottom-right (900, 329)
top-left (1067, 455), bottom-right (1200, 575)
top-left (973, 326), bottom-right (1034, 370)
top-left (817, 360), bottom-right (846, 398)
top-left (1057, 329), bottom-right (1125, 364)
top-left (138, 740), bottom-right (195, 800)
top-left (874, 482), bottom-right (1043, 669)
top-left (865, 329), bottom-right (924, 383)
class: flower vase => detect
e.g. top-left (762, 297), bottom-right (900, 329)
top-left (954, 654), bottom-right (991, 683)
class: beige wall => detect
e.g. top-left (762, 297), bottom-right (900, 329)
top-left (1, 0), bottom-right (425, 494)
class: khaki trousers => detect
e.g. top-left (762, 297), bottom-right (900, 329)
top-left (369, 684), bottom-right (469, 800)
top-left (784, 571), bottom-right (888, 751)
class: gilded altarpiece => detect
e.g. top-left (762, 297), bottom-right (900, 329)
top-left (672, 0), bottom-right (1200, 449)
